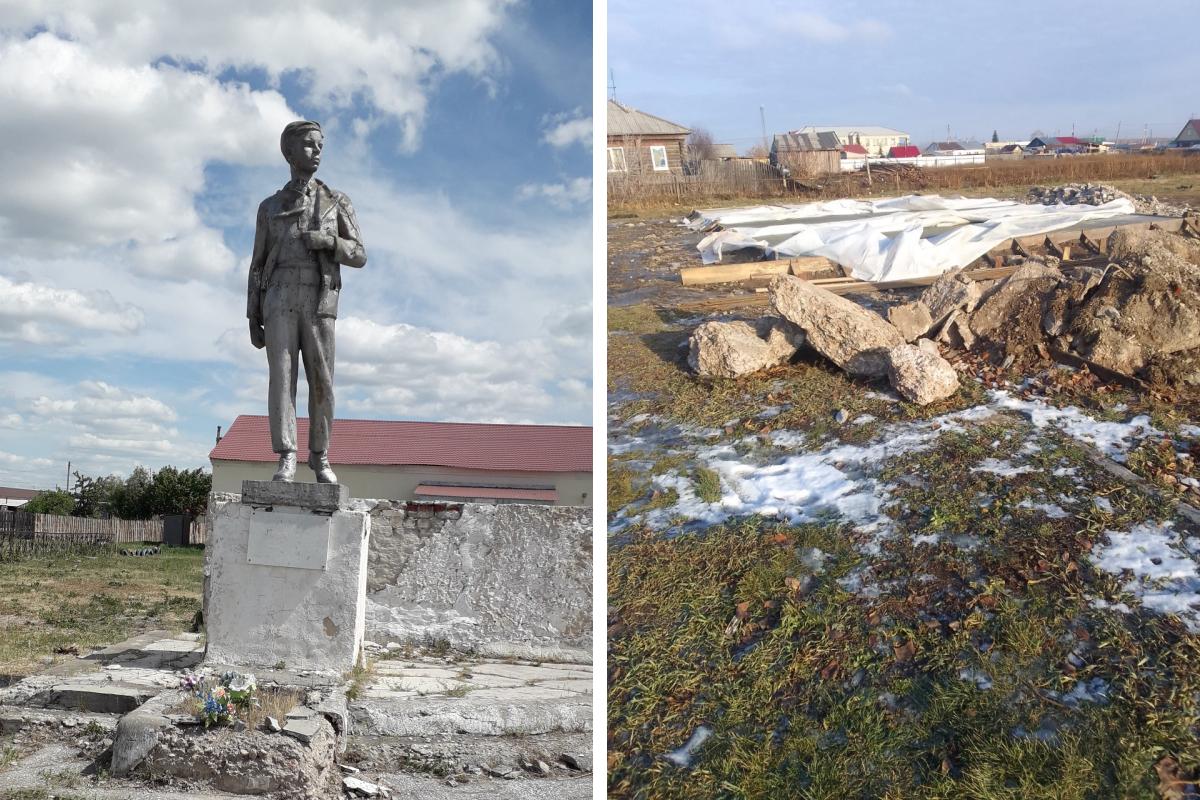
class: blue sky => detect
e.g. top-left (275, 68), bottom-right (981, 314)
top-left (609, 0), bottom-right (1199, 149)
top-left (0, 1), bottom-right (592, 490)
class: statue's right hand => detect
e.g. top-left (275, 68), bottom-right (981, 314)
top-left (249, 318), bottom-right (266, 350)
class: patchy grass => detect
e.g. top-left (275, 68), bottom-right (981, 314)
top-left (609, 303), bottom-right (986, 436)
top-left (0, 544), bottom-right (203, 678)
top-left (693, 467), bottom-right (723, 504)
top-left (608, 419), bottom-right (1200, 799)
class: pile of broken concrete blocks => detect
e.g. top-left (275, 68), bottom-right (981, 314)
top-left (689, 270), bottom-right (983, 405)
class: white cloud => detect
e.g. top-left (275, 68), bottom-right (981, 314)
top-left (516, 177), bottom-right (592, 208)
top-left (775, 11), bottom-right (891, 42)
top-left (0, 275), bottom-right (143, 344)
top-left (542, 108), bottom-right (592, 149)
top-left (1, 1), bottom-right (516, 149)
top-left (0, 33), bottom-right (296, 279)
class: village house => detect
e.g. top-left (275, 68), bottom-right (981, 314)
top-left (606, 99), bottom-right (690, 176)
top-left (923, 141), bottom-right (964, 155)
top-left (0, 486), bottom-right (40, 512)
top-left (770, 131), bottom-right (841, 175)
top-left (209, 416), bottom-right (593, 506)
top-left (792, 125), bottom-right (910, 157)
top-left (1171, 119), bottom-right (1200, 148)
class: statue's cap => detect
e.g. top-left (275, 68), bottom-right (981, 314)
top-left (280, 120), bottom-right (322, 155)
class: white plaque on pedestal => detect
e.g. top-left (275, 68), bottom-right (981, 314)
top-left (246, 508), bottom-right (330, 570)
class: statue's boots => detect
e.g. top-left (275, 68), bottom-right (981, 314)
top-left (309, 451), bottom-right (338, 484)
top-left (272, 451), bottom-right (297, 482)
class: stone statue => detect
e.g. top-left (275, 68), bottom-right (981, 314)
top-left (247, 120), bottom-right (366, 484)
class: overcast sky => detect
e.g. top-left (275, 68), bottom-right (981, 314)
top-left (609, 0), bottom-right (1199, 150)
top-left (0, 1), bottom-right (591, 490)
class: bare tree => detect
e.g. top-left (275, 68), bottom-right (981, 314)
top-left (686, 127), bottom-right (717, 168)
top-left (746, 143), bottom-right (769, 159)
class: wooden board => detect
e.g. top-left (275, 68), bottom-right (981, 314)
top-left (678, 256), bottom-right (837, 286)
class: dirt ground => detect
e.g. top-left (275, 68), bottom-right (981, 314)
top-left (607, 191), bottom-right (1200, 799)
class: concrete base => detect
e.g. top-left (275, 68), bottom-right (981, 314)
top-left (204, 489), bottom-right (370, 674)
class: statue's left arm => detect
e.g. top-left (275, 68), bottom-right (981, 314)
top-left (332, 194), bottom-right (366, 268)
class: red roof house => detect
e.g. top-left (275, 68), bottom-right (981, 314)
top-left (888, 145), bottom-right (920, 158)
top-left (841, 143), bottom-right (868, 156)
top-left (210, 415), bottom-right (593, 506)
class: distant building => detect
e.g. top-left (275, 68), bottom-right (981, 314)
top-left (707, 143), bottom-right (739, 160)
top-left (0, 486), bottom-right (40, 511)
top-left (887, 145), bottom-right (920, 158)
top-left (1028, 136), bottom-right (1084, 154)
top-left (1171, 120), bottom-right (1200, 147)
top-left (606, 100), bottom-right (690, 176)
top-left (792, 125), bottom-right (910, 157)
top-left (770, 131), bottom-right (841, 174)
top-left (924, 141), bottom-right (964, 155)
top-left (210, 416), bottom-right (593, 506)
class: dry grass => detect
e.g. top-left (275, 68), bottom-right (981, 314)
top-left (0, 545), bottom-right (203, 677)
top-left (608, 153), bottom-right (1200, 217)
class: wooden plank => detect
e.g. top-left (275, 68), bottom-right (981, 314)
top-left (678, 256), bottom-right (835, 286)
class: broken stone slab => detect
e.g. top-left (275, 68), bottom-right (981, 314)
top-left (282, 714), bottom-right (324, 744)
top-left (886, 344), bottom-right (960, 405)
top-left (344, 775), bottom-right (390, 797)
top-left (770, 275), bottom-right (904, 377)
top-left (920, 268), bottom-right (982, 329)
top-left (915, 338), bottom-right (941, 358)
top-left (42, 683), bottom-right (149, 714)
top-left (111, 689), bottom-right (181, 777)
top-left (687, 316), bottom-right (805, 377)
top-left (887, 301), bottom-right (933, 342)
top-left (936, 309), bottom-right (976, 351)
top-left (241, 479), bottom-right (348, 512)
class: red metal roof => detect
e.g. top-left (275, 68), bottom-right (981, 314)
top-left (888, 145), bottom-right (920, 158)
top-left (414, 484), bottom-right (558, 502)
top-left (210, 416), bottom-right (592, 473)
top-left (842, 143), bottom-right (868, 155)
top-left (1056, 136), bottom-right (1082, 145)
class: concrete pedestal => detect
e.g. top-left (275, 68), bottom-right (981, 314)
top-left (204, 481), bottom-right (369, 674)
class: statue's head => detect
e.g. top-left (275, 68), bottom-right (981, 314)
top-left (280, 120), bottom-right (323, 174)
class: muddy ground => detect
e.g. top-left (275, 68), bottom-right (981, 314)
top-left (607, 198), bottom-right (1200, 799)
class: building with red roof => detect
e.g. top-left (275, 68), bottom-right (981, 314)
top-left (210, 415), bottom-right (593, 506)
top-left (888, 145), bottom-right (920, 158)
top-left (841, 143), bottom-right (868, 156)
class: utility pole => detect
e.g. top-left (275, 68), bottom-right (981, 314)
top-left (608, 69), bottom-right (616, 102)
top-left (759, 106), bottom-right (768, 153)
top-left (1115, 121), bottom-right (1121, 144)
top-left (65, 460), bottom-right (70, 490)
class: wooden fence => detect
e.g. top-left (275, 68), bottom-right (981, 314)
top-left (0, 511), bottom-right (208, 560)
top-left (608, 158), bottom-right (790, 203)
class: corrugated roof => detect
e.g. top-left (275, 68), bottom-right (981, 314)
top-left (708, 143), bottom-right (738, 158)
top-left (793, 125), bottom-right (908, 138)
top-left (0, 487), bottom-right (40, 500)
top-left (773, 131), bottom-right (840, 152)
top-left (926, 141), bottom-right (964, 152)
top-left (607, 100), bottom-right (690, 137)
top-left (210, 416), bottom-right (592, 473)
top-left (414, 484), bottom-right (558, 502)
top-left (842, 143), bottom-right (868, 155)
top-left (888, 145), bottom-right (920, 158)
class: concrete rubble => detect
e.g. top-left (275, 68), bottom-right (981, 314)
top-left (770, 275), bottom-right (904, 377)
top-left (684, 223), bottom-right (1200, 400)
top-left (886, 343), bottom-right (960, 405)
top-left (1027, 182), bottom-right (1191, 217)
top-left (0, 630), bottom-right (592, 799)
top-left (688, 317), bottom-right (805, 377)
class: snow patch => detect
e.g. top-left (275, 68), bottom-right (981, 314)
top-left (1091, 522), bottom-right (1200, 632)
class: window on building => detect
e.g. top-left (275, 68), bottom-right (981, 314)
top-left (607, 147), bottom-right (627, 173)
top-left (649, 145), bottom-right (669, 171)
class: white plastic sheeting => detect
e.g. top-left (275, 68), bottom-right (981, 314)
top-left (688, 194), bottom-right (1137, 282)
